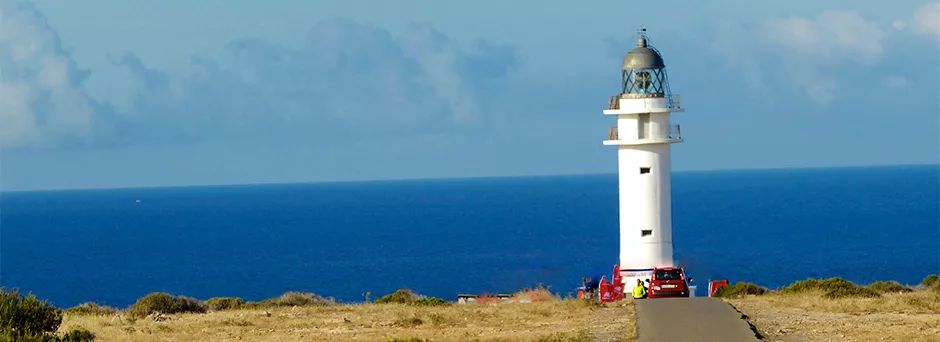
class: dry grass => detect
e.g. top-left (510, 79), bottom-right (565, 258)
top-left (728, 290), bottom-right (940, 342)
top-left (742, 289), bottom-right (939, 314)
top-left (59, 300), bottom-right (636, 341)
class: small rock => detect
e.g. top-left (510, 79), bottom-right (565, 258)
top-left (148, 312), bottom-right (168, 322)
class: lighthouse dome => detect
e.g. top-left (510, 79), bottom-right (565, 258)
top-left (622, 37), bottom-right (665, 70)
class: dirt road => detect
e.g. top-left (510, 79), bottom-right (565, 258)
top-left (635, 297), bottom-right (760, 341)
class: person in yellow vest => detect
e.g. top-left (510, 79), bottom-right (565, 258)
top-left (632, 279), bottom-right (647, 299)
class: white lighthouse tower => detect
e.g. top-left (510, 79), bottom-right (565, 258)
top-left (603, 30), bottom-right (683, 287)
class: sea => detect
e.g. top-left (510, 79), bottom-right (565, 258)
top-left (1, 165), bottom-right (937, 308)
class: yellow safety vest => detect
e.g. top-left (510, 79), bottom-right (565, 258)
top-left (633, 284), bottom-right (646, 299)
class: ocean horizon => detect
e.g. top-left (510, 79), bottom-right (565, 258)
top-left (1, 164), bottom-right (938, 308)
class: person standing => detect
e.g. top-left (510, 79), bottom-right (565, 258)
top-left (632, 279), bottom-right (647, 299)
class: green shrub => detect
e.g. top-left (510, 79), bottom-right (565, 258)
top-left (713, 282), bottom-right (767, 298)
top-left (205, 297), bottom-right (244, 311)
top-left (376, 289), bottom-right (421, 304)
top-left (127, 292), bottom-right (206, 318)
top-left (0, 330), bottom-right (46, 342)
top-left (64, 303), bottom-right (116, 316)
top-left (412, 297), bottom-right (451, 306)
top-left (253, 292), bottom-right (333, 308)
top-left (866, 281), bottom-right (912, 294)
top-left (0, 289), bottom-right (93, 341)
top-left (374, 289), bottom-right (449, 306)
top-left (59, 328), bottom-right (95, 342)
top-left (781, 278), bottom-right (880, 298)
top-left (922, 274), bottom-right (939, 288)
top-left (0, 289), bottom-right (63, 340)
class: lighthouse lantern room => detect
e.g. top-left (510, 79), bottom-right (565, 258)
top-left (602, 29), bottom-right (684, 288)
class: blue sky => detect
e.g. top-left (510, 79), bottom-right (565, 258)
top-left (1, 0), bottom-right (937, 190)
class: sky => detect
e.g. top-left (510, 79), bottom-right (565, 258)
top-left (0, 0), bottom-right (938, 191)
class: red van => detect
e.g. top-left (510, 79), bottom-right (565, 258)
top-left (648, 267), bottom-right (690, 298)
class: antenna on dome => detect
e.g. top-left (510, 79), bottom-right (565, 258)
top-left (637, 25), bottom-right (649, 47)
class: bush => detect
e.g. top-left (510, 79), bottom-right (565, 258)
top-left (0, 289), bottom-right (62, 339)
top-left (713, 282), bottom-right (767, 298)
top-left (59, 328), bottom-right (95, 342)
top-left (922, 274), bottom-right (939, 288)
top-left (375, 289), bottom-right (449, 306)
top-left (127, 292), bottom-right (206, 318)
top-left (64, 303), bottom-right (116, 316)
top-left (781, 278), bottom-right (880, 298)
top-left (376, 289), bottom-right (421, 304)
top-left (205, 297), bottom-right (244, 311)
top-left (253, 292), bottom-right (333, 308)
top-left (412, 297), bottom-right (451, 306)
top-left (866, 281), bottom-right (912, 294)
top-left (0, 289), bottom-right (94, 341)
top-left (513, 285), bottom-right (557, 303)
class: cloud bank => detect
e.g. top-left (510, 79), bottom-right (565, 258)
top-left (1, 4), bottom-right (518, 149)
top-left (0, 0), bottom-right (98, 148)
top-left (913, 2), bottom-right (940, 39)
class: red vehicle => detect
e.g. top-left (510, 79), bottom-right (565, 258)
top-left (648, 267), bottom-right (690, 298)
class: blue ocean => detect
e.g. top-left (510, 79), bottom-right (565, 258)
top-left (1, 165), bottom-right (937, 308)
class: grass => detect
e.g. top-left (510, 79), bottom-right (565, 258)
top-left (739, 287), bottom-right (939, 314)
top-left (512, 285), bottom-right (558, 303)
top-left (60, 297), bottom-right (636, 341)
top-left (205, 297), bottom-right (244, 311)
top-left (725, 275), bottom-right (940, 341)
top-left (727, 287), bottom-right (940, 341)
top-left (64, 303), bottom-right (117, 316)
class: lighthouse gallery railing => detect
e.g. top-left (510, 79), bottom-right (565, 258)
top-left (607, 94), bottom-right (682, 111)
top-left (608, 125), bottom-right (681, 142)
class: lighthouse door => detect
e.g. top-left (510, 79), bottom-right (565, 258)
top-left (637, 113), bottom-right (650, 139)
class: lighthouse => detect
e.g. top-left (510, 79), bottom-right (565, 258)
top-left (603, 30), bottom-right (683, 287)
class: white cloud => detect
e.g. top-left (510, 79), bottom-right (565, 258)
top-left (764, 10), bottom-right (885, 64)
top-left (891, 20), bottom-right (906, 31)
top-left (750, 10), bottom-right (890, 104)
top-left (0, 0), bottom-right (96, 148)
top-left (913, 2), bottom-right (940, 39)
top-left (108, 18), bottom-right (518, 144)
top-left (0, 3), bottom-right (518, 149)
top-left (883, 75), bottom-right (910, 89)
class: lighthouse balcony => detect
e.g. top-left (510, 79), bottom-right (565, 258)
top-left (603, 125), bottom-right (683, 145)
top-left (604, 94), bottom-right (683, 115)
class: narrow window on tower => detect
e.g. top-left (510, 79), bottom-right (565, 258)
top-left (640, 167), bottom-right (651, 174)
top-left (641, 229), bottom-right (653, 237)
